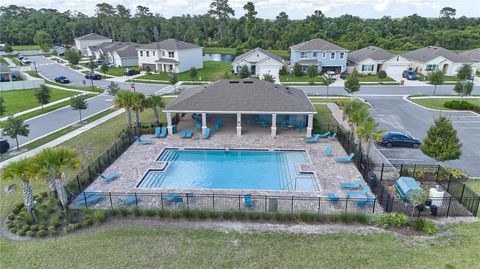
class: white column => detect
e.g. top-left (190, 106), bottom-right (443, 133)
top-left (271, 113), bottom-right (277, 137)
top-left (166, 112), bottom-right (173, 135)
top-left (306, 114), bottom-right (314, 138)
top-left (236, 113), bottom-right (242, 136)
top-left (201, 112), bottom-right (207, 135)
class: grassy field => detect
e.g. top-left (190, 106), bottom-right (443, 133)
top-left (8, 56), bottom-right (30, 66)
top-left (11, 44), bottom-right (41, 51)
top-left (137, 61), bottom-right (237, 81)
top-left (99, 66), bottom-right (140, 76)
top-left (203, 47), bottom-right (289, 59)
top-left (1, 88), bottom-right (78, 116)
top-left (0, 57), bottom-right (8, 65)
top-left (357, 75), bottom-right (395, 82)
top-left (280, 75), bottom-right (326, 84)
top-left (314, 104), bottom-right (336, 127)
top-left (466, 178), bottom-right (480, 195)
top-left (409, 97), bottom-right (480, 110)
top-left (25, 71), bottom-right (104, 92)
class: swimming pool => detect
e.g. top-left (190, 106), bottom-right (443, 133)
top-left (137, 149), bottom-right (318, 192)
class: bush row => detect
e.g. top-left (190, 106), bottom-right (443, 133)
top-left (444, 100), bottom-right (480, 113)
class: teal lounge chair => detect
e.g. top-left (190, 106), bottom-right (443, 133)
top-left (328, 132), bottom-right (337, 140)
top-left (244, 194), bottom-right (253, 207)
top-left (122, 195), bottom-right (138, 206)
top-left (153, 127), bottom-right (161, 137)
top-left (318, 131), bottom-right (331, 138)
top-left (327, 192), bottom-right (339, 204)
top-left (195, 122), bottom-right (202, 131)
top-left (324, 146), bottom-right (333, 157)
top-left (135, 136), bottom-right (153, 144)
top-left (339, 178), bottom-right (364, 189)
top-left (74, 194), bottom-right (104, 206)
top-left (346, 186), bottom-right (371, 196)
top-left (180, 130), bottom-right (193, 138)
top-left (158, 127), bottom-right (167, 138)
top-left (357, 195), bottom-right (376, 208)
top-left (304, 134), bottom-right (321, 143)
top-left (164, 193), bottom-right (183, 205)
top-left (98, 172), bottom-right (120, 182)
top-left (335, 153), bottom-right (355, 163)
top-left (203, 128), bottom-right (211, 139)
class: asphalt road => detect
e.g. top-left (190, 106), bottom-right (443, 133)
top-left (367, 96), bottom-right (480, 177)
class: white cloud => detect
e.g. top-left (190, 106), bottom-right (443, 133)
top-left (374, 0), bottom-right (390, 11)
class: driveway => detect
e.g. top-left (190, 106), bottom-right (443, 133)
top-left (389, 73), bottom-right (429, 86)
top-left (298, 85), bottom-right (480, 96)
top-left (367, 96), bottom-right (480, 177)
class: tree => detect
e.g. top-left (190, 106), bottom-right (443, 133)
top-left (208, 0), bottom-right (235, 40)
top-left (306, 66), bottom-right (317, 80)
top-left (344, 75), bottom-right (360, 96)
top-left (106, 81), bottom-right (120, 96)
top-left (421, 116), bottom-right (462, 162)
top-left (145, 65), bottom-right (152, 75)
top-left (146, 95), bottom-right (164, 124)
top-left (113, 90), bottom-right (135, 131)
top-left (293, 63), bottom-right (303, 77)
top-left (239, 65), bottom-right (251, 78)
top-left (189, 67), bottom-right (198, 82)
top-left (453, 81), bottom-right (474, 101)
top-left (35, 85), bottom-right (51, 109)
top-left (4, 43), bottom-right (13, 53)
top-left (408, 189), bottom-right (429, 217)
top-left (356, 116), bottom-right (385, 157)
top-left (100, 62), bottom-right (109, 75)
top-left (0, 96), bottom-right (5, 115)
top-left (31, 147), bottom-right (80, 213)
top-left (428, 71), bottom-right (444, 96)
top-left (440, 7), bottom-right (456, 18)
top-left (2, 116), bottom-right (29, 150)
top-left (324, 76), bottom-right (335, 99)
top-left (456, 64), bottom-right (472, 81)
top-left (64, 49), bottom-right (81, 65)
top-left (243, 2), bottom-right (257, 38)
top-left (70, 95), bottom-right (88, 123)
top-left (132, 92), bottom-right (146, 131)
top-left (279, 65), bottom-right (288, 76)
top-left (169, 73), bottom-right (178, 86)
top-left (2, 158), bottom-right (35, 215)
top-left (262, 73), bottom-right (275, 83)
top-left (33, 30), bottom-right (51, 52)
top-left (377, 70), bottom-right (387, 79)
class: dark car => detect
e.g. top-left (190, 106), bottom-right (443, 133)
top-left (380, 132), bottom-right (422, 148)
top-left (85, 73), bottom-right (101, 80)
top-left (124, 69), bottom-right (140, 76)
top-left (54, 76), bottom-right (70, 84)
top-left (402, 70), bottom-right (418, 80)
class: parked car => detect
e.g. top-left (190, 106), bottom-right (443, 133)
top-left (380, 132), bottom-right (422, 148)
top-left (17, 54), bottom-right (25, 61)
top-left (323, 71), bottom-right (336, 80)
top-left (402, 70), bottom-right (418, 80)
top-left (85, 73), bottom-right (101, 80)
top-left (124, 69), bottom-right (140, 76)
top-left (21, 58), bottom-right (31, 64)
top-left (94, 60), bottom-right (104, 67)
top-left (54, 76), bottom-right (70, 84)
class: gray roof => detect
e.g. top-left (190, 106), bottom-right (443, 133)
top-left (165, 79), bottom-right (316, 113)
top-left (402, 46), bottom-right (470, 63)
top-left (0, 63), bottom-right (11, 74)
top-left (233, 48), bottom-right (283, 64)
top-left (348, 46), bottom-right (395, 64)
top-left (297, 59), bottom-right (319, 65)
top-left (75, 33), bottom-right (111, 41)
top-left (460, 48), bottom-right (480, 62)
top-left (291, 38), bottom-right (347, 51)
top-left (155, 58), bottom-right (179, 64)
top-left (138, 39), bottom-right (201, 50)
top-left (100, 42), bottom-right (137, 54)
top-left (115, 44), bottom-right (139, 58)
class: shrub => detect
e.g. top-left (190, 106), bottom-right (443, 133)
top-left (169, 211), bottom-right (179, 219)
top-left (7, 223), bottom-right (15, 229)
top-left (26, 231), bottom-right (35, 237)
top-left (145, 209), bottom-right (156, 217)
top-left (82, 218), bottom-right (94, 227)
top-left (445, 167), bottom-right (468, 180)
top-left (327, 214), bottom-right (339, 222)
top-left (21, 224), bottom-right (30, 231)
top-left (157, 210), bottom-right (167, 218)
top-left (7, 213), bottom-right (16, 220)
top-left (16, 229), bottom-right (26, 236)
top-left (71, 223), bottom-right (81, 231)
top-left (63, 227), bottom-right (71, 234)
top-left (444, 100), bottom-right (478, 111)
top-left (222, 211), bottom-right (234, 220)
top-left (233, 211), bottom-right (246, 220)
top-left (412, 218), bottom-right (437, 235)
top-left (371, 213), bottom-right (409, 228)
top-left (246, 212), bottom-right (260, 221)
top-left (37, 229), bottom-right (47, 237)
top-left (299, 212), bottom-right (314, 222)
top-left (108, 209), bottom-right (119, 217)
top-left (133, 208), bottom-right (142, 217)
top-left (65, 212), bottom-right (78, 223)
top-left (197, 210), bottom-right (207, 219)
top-left (48, 213), bottom-right (61, 227)
top-left (48, 226), bottom-right (57, 236)
top-left (38, 224), bottom-right (47, 231)
top-left (119, 207), bottom-right (128, 217)
top-left (314, 214), bottom-right (327, 223)
top-left (377, 70), bottom-right (387, 79)
top-left (93, 211), bottom-right (106, 224)
top-left (339, 213), bottom-right (354, 224)
top-left (9, 227), bottom-right (17, 234)
top-left (353, 213), bottom-right (369, 224)
top-left (12, 203), bottom-right (24, 214)
top-left (260, 213), bottom-right (272, 221)
top-left (207, 211), bottom-right (219, 219)
top-left (179, 209), bottom-right (192, 219)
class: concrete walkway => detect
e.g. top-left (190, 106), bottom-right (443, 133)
top-left (0, 108), bottom-right (124, 168)
top-left (4, 57), bottom-right (16, 67)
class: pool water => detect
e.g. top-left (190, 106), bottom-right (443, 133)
top-left (137, 149), bottom-right (318, 192)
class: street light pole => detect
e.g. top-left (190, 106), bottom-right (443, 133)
top-left (34, 61), bottom-right (38, 76)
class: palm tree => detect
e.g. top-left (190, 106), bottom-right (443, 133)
top-left (31, 147), bottom-right (80, 213)
top-left (356, 116), bottom-right (385, 157)
top-left (132, 92), bottom-right (146, 131)
top-left (113, 90), bottom-right (135, 132)
top-left (2, 158), bottom-right (35, 214)
top-left (146, 95), bottom-right (165, 125)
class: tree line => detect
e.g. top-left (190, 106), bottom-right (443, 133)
top-left (1, 2), bottom-right (479, 52)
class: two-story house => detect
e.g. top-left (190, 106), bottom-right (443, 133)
top-left (136, 39), bottom-right (203, 73)
top-left (290, 38), bottom-right (349, 74)
top-left (74, 33), bottom-right (112, 56)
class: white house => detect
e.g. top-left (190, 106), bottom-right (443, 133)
top-left (232, 48), bottom-right (284, 82)
top-left (107, 45), bottom-right (139, 67)
top-left (136, 39), bottom-right (203, 73)
top-left (401, 46), bottom-right (478, 76)
top-left (74, 33), bottom-right (112, 56)
top-left (347, 46), bottom-right (394, 74)
top-left (460, 48), bottom-right (480, 72)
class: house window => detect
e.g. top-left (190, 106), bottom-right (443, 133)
top-left (322, 52), bottom-right (326, 58)
top-left (426, 64), bottom-right (438, 71)
top-left (340, 52), bottom-right (345, 59)
top-left (146, 51), bottom-right (149, 57)
top-left (300, 52), bottom-right (307, 59)
top-left (168, 51), bottom-right (175, 58)
top-left (140, 51), bottom-right (143, 57)
top-left (313, 52), bottom-right (317, 58)
top-left (162, 51), bottom-right (165, 56)
top-left (153, 51), bottom-right (155, 56)
top-left (330, 52), bottom-right (335, 59)
top-left (361, 64), bottom-right (374, 72)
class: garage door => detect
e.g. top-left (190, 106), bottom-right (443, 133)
top-left (384, 65), bottom-right (406, 77)
top-left (258, 67), bottom-right (280, 82)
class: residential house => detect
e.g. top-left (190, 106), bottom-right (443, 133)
top-left (86, 42), bottom-right (139, 67)
top-left (401, 46), bottom-right (478, 76)
top-left (136, 39), bottom-right (203, 73)
top-left (290, 38), bottom-right (348, 74)
top-left (232, 48), bottom-right (284, 82)
top-left (347, 46), bottom-right (412, 77)
top-left (460, 48), bottom-right (480, 72)
top-left (74, 33), bottom-right (112, 56)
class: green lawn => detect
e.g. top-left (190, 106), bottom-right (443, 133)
top-left (409, 97), bottom-right (480, 110)
top-left (0, 57), bottom-right (8, 65)
top-left (280, 75), bottom-right (326, 84)
top-left (203, 47), bottom-right (289, 59)
top-left (11, 44), bottom-right (41, 51)
top-left (26, 71), bottom-right (103, 92)
top-left (137, 61), bottom-right (236, 81)
top-left (357, 75), bottom-right (395, 82)
top-left (8, 56), bottom-right (30, 66)
top-left (314, 104), bottom-right (337, 128)
top-left (99, 66), bottom-right (140, 76)
top-left (1, 88), bottom-right (78, 116)
top-left (443, 75), bottom-right (459, 81)
top-left (466, 179), bottom-right (480, 196)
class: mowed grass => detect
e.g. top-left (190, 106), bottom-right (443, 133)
top-left (280, 75), bottom-right (326, 83)
top-left (409, 97), bottom-right (480, 110)
top-left (357, 75), bottom-right (395, 82)
top-left (1, 88), bottom-right (78, 115)
top-left (99, 66), bottom-right (140, 76)
top-left (0, 57), bottom-right (8, 65)
top-left (314, 104), bottom-right (337, 127)
top-left (203, 47), bottom-right (289, 59)
top-left (11, 44), bottom-right (41, 51)
top-left (137, 61), bottom-right (236, 81)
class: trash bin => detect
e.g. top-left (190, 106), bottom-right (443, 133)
top-left (0, 138), bottom-right (9, 154)
top-left (400, 80), bottom-right (405, 85)
top-left (430, 205), bottom-right (438, 216)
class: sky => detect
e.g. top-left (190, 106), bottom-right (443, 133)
top-left (1, 0), bottom-right (479, 19)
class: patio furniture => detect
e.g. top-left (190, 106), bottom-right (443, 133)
top-left (97, 172), bottom-right (120, 182)
top-left (203, 128), bottom-right (211, 139)
top-left (280, 119), bottom-right (288, 129)
top-left (246, 118), bottom-right (254, 127)
top-left (324, 146), bottom-right (333, 157)
top-left (328, 132), bottom-right (337, 140)
top-left (304, 134), bottom-right (321, 143)
top-left (122, 195), bottom-right (139, 206)
top-left (339, 178), bottom-right (364, 189)
top-left (153, 127), bottom-right (161, 137)
top-left (259, 120), bottom-right (267, 128)
top-left (244, 194), bottom-right (253, 207)
top-left (180, 130), bottom-right (193, 138)
top-left (335, 153), bottom-right (355, 163)
top-left (318, 131), bottom-right (331, 138)
top-left (327, 192), bottom-right (340, 204)
top-left (164, 193), bottom-right (183, 205)
top-left (155, 127), bottom-right (167, 138)
top-left (135, 136), bottom-right (153, 144)
top-left (195, 122), bottom-right (202, 131)
top-left (346, 186), bottom-right (371, 196)
top-left (73, 194), bottom-right (104, 206)
top-left (297, 120), bottom-right (305, 132)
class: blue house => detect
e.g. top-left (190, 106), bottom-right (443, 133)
top-left (290, 38), bottom-right (348, 74)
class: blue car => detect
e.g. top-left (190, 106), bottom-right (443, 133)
top-left (54, 76), bottom-right (70, 84)
top-left (380, 132), bottom-right (422, 149)
top-left (85, 73), bottom-right (101, 80)
top-left (402, 70), bottom-right (418, 80)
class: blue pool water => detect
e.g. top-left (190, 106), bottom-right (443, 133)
top-left (137, 149), bottom-right (318, 192)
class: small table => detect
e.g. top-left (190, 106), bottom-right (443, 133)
top-left (347, 193), bottom-right (367, 202)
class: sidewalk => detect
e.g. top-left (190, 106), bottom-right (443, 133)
top-left (0, 108), bottom-right (125, 168)
top-left (4, 57), bottom-right (16, 67)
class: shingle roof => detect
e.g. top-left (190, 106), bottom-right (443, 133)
top-left (101, 42), bottom-right (136, 54)
top-left (460, 48), bottom-right (480, 62)
top-left (165, 79), bottom-right (316, 113)
top-left (137, 39), bottom-right (201, 50)
top-left (0, 63), bottom-right (12, 74)
top-left (291, 38), bottom-right (347, 51)
top-left (401, 46), bottom-right (470, 63)
top-left (75, 33), bottom-right (111, 41)
top-left (297, 59), bottom-right (319, 65)
top-left (115, 44), bottom-right (139, 58)
top-left (233, 48), bottom-right (283, 64)
top-left (348, 46), bottom-right (395, 64)
top-left (155, 58), bottom-right (179, 64)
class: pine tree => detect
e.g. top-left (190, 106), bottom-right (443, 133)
top-left (421, 116), bottom-right (462, 162)
top-left (35, 85), bottom-right (51, 109)
top-left (239, 65), bottom-right (250, 78)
